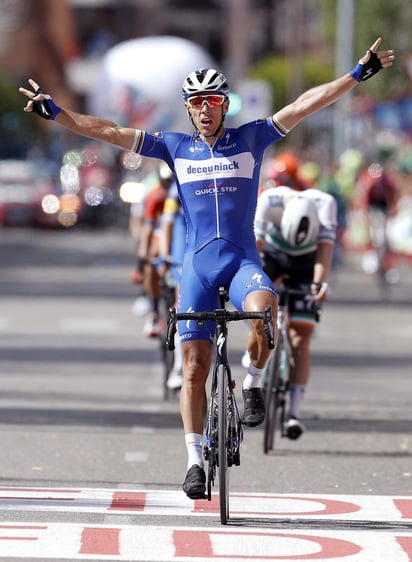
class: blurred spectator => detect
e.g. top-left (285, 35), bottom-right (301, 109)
top-left (263, 151), bottom-right (311, 191)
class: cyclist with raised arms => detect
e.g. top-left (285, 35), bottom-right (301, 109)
top-left (19, 37), bottom-right (394, 499)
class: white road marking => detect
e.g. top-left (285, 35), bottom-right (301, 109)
top-left (124, 451), bottom-right (149, 463)
top-left (0, 488), bottom-right (411, 560)
top-left (0, 487), bottom-right (410, 520)
top-left (0, 522), bottom-right (409, 560)
top-left (60, 317), bottom-right (118, 333)
top-left (131, 426), bottom-right (155, 434)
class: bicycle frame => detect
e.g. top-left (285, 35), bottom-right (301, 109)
top-left (158, 276), bottom-right (178, 400)
top-left (263, 289), bottom-right (291, 453)
top-left (263, 284), bottom-right (320, 453)
top-left (151, 257), bottom-right (181, 400)
top-left (166, 286), bottom-right (274, 524)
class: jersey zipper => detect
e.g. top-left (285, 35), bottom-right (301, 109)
top-left (208, 141), bottom-right (221, 239)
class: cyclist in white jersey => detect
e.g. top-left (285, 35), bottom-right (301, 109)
top-left (254, 185), bottom-right (337, 439)
top-left (19, 37), bottom-right (394, 499)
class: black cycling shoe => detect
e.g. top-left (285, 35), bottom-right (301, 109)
top-left (284, 416), bottom-right (305, 440)
top-left (242, 387), bottom-right (265, 427)
top-left (182, 465), bottom-right (206, 499)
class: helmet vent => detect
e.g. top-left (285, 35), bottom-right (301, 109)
top-left (296, 217), bottom-right (309, 245)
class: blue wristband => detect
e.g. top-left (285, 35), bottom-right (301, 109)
top-left (350, 62), bottom-right (363, 83)
top-left (32, 88), bottom-right (62, 120)
top-left (350, 51), bottom-right (383, 83)
top-left (46, 98), bottom-right (62, 120)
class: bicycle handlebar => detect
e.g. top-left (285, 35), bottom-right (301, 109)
top-left (166, 306), bottom-right (275, 351)
top-left (276, 285), bottom-right (322, 322)
top-left (276, 285), bottom-right (311, 297)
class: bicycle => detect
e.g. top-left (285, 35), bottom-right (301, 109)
top-left (166, 286), bottom-right (274, 524)
top-left (157, 273), bottom-right (179, 400)
top-left (367, 206), bottom-right (394, 299)
top-left (263, 282), bottom-right (321, 454)
top-left (134, 256), bottom-right (180, 400)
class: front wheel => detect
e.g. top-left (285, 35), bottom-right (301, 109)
top-left (218, 364), bottom-right (229, 524)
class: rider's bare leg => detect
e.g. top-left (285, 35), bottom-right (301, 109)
top-left (181, 339), bottom-right (212, 467)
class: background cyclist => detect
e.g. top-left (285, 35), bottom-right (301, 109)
top-left (254, 184), bottom-right (337, 439)
top-left (132, 163), bottom-right (175, 337)
top-left (19, 37), bottom-right (394, 500)
top-left (157, 182), bottom-right (186, 391)
top-left (352, 161), bottom-right (400, 281)
top-left (263, 151), bottom-right (310, 192)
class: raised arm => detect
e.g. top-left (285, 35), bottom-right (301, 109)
top-left (273, 37), bottom-right (395, 134)
top-left (19, 78), bottom-right (138, 151)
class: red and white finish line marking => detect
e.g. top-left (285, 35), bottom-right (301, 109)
top-left (0, 488), bottom-right (411, 560)
top-left (0, 523), bottom-right (411, 560)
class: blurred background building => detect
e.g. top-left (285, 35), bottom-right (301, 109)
top-left (1, 0), bottom-right (412, 259)
top-left (1, 0), bottom-right (410, 157)
top-left (0, 0), bottom-right (324, 122)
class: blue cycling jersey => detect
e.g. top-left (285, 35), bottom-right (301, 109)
top-left (136, 117), bottom-right (284, 341)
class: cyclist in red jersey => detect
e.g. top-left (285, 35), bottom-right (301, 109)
top-left (353, 162), bottom-right (400, 280)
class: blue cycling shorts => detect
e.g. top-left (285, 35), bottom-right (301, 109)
top-left (177, 238), bottom-right (276, 343)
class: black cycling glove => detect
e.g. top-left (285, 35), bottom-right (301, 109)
top-left (31, 87), bottom-right (62, 120)
top-left (350, 50), bottom-right (383, 82)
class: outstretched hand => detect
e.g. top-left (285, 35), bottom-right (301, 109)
top-left (350, 37), bottom-right (395, 82)
top-left (19, 79), bottom-right (44, 113)
top-left (361, 37), bottom-right (395, 69)
top-left (18, 78), bottom-right (61, 120)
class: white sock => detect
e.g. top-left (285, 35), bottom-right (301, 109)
top-left (243, 363), bottom-right (264, 390)
top-left (288, 384), bottom-right (306, 418)
top-left (185, 433), bottom-right (204, 469)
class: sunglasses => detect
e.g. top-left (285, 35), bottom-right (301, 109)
top-left (187, 95), bottom-right (226, 109)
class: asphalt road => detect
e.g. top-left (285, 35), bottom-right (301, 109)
top-left (0, 226), bottom-right (411, 561)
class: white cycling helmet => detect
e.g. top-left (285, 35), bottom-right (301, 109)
top-left (182, 68), bottom-right (230, 100)
top-left (280, 196), bottom-right (320, 247)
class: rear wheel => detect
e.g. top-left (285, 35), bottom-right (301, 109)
top-left (369, 208), bottom-right (391, 301)
top-left (263, 337), bottom-right (283, 454)
top-left (159, 285), bottom-right (177, 400)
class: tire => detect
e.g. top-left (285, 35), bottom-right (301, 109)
top-left (218, 364), bottom-right (229, 524)
top-left (158, 285), bottom-right (177, 400)
top-left (369, 209), bottom-right (391, 300)
top-left (162, 345), bottom-right (175, 400)
top-left (263, 336), bottom-right (283, 454)
top-left (206, 383), bottom-right (218, 502)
